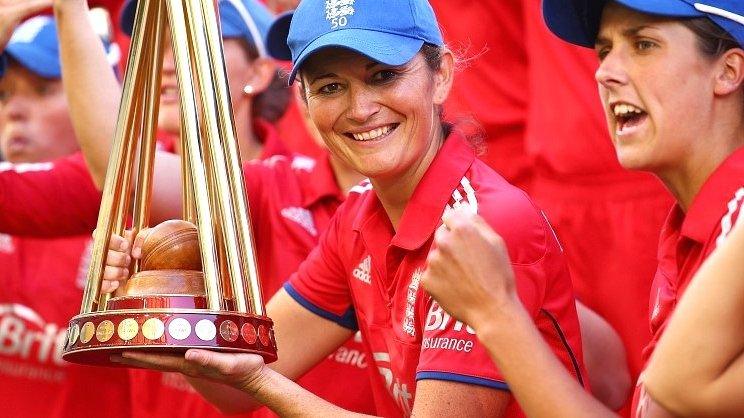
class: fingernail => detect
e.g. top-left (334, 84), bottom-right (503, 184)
top-left (132, 248), bottom-right (141, 258)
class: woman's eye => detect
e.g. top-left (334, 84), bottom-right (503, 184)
top-left (318, 83), bottom-right (342, 95)
top-left (36, 84), bottom-right (53, 96)
top-left (371, 70), bottom-right (397, 83)
top-left (596, 47), bottom-right (610, 61)
top-left (635, 40), bottom-right (657, 52)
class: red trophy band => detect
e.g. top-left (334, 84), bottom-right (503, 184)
top-left (62, 220), bottom-right (278, 366)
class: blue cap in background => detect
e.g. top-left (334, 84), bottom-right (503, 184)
top-left (120, 0), bottom-right (273, 56)
top-left (267, 0), bottom-right (444, 83)
top-left (0, 15), bottom-right (120, 79)
top-left (266, 11), bottom-right (293, 61)
top-left (542, 0), bottom-right (744, 48)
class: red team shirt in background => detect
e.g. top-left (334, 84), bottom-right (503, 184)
top-left (287, 133), bottom-right (588, 417)
top-left (0, 160), bottom-right (131, 418)
top-left (523, 1), bottom-right (673, 407)
top-left (429, 0), bottom-right (529, 190)
top-left (632, 147), bottom-right (744, 417)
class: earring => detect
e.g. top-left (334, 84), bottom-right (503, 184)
top-left (243, 84), bottom-right (254, 95)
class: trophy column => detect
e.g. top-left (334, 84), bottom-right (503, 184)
top-left (62, 0), bottom-right (277, 366)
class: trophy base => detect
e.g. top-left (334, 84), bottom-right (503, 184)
top-left (62, 306), bottom-right (277, 367)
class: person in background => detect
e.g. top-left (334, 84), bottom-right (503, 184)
top-left (0, 4), bottom-right (132, 418)
top-left (523, 0), bottom-right (673, 411)
top-left (422, 1), bottom-right (744, 417)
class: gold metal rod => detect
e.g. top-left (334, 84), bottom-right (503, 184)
top-left (165, 0), bottom-right (223, 311)
top-left (201, 0), bottom-right (263, 314)
top-left (81, 0), bottom-right (154, 313)
top-left (132, 0), bottom-right (166, 247)
top-left (187, 0), bottom-right (229, 306)
top-left (184, 0), bottom-right (249, 312)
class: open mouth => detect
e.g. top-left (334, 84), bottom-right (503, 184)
top-left (613, 103), bottom-right (647, 135)
top-left (346, 123), bottom-right (399, 142)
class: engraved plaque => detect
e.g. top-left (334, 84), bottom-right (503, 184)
top-left (168, 318), bottom-right (191, 341)
top-left (96, 320), bottom-right (115, 343)
top-left (142, 318), bottom-right (165, 340)
top-left (80, 322), bottom-right (95, 344)
top-left (195, 319), bottom-right (216, 341)
top-left (118, 318), bottom-right (139, 341)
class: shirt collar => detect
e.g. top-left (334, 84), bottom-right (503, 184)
top-left (681, 146), bottom-right (744, 243)
top-left (301, 152), bottom-right (344, 208)
top-left (256, 118), bottom-right (290, 159)
top-left (352, 132), bottom-right (476, 250)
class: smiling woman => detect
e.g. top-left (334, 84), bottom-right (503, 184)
top-left (106, 0), bottom-right (589, 417)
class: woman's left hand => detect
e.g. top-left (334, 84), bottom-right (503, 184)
top-left (112, 349), bottom-right (269, 393)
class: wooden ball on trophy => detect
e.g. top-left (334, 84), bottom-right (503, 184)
top-left (141, 219), bottom-right (202, 271)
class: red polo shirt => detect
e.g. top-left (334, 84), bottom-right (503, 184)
top-left (632, 146), bottom-right (744, 416)
top-left (287, 133), bottom-right (587, 417)
top-left (0, 233), bottom-right (132, 418)
top-left (129, 152), bottom-right (376, 418)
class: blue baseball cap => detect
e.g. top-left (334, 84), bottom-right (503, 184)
top-left (120, 0), bottom-right (273, 56)
top-left (266, 0), bottom-right (444, 83)
top-left (0, 15), bottom-right (120, 79)
top-left (543, 0), bottom-right (744, 48)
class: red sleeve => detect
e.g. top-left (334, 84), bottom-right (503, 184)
top-left (0, 153), bottom-right (101, 236)
top-left (242, 160), bottom-right (269, 226)
top-left (284, 209), bottom-right (357, 330)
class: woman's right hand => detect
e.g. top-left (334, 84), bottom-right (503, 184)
top-left (101, 228), bottom-right (153, 293)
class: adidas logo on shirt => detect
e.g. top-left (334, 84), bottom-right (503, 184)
top-left (353, 255), bottom-right (372, 284)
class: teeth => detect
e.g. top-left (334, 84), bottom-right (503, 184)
top-left (613, 103), bottom-right (644, 117)
top-left (352, 125), bottom-right (392, 141)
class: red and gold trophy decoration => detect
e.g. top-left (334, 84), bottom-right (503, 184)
top-left (62, 0), bottom-right (277, 365)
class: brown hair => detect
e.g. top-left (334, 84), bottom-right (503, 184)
top-left (421, 43), bottom-right (486, 154)
top-left (681, 17), bottom-right (740, 58)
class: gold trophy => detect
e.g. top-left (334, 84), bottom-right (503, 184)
top-left (62, 0), bottom-right (276, 365)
